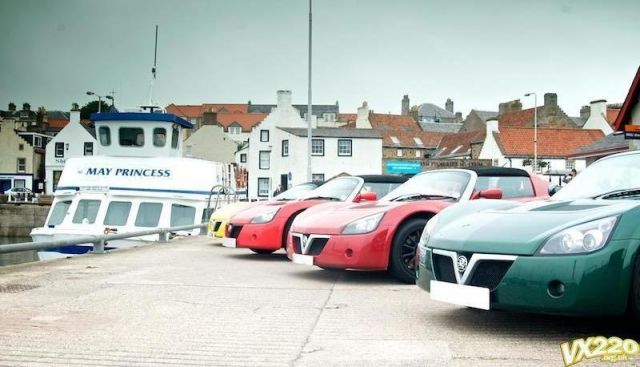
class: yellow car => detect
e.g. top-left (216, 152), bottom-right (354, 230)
top-left (208, 182), bottom-right (321, 238)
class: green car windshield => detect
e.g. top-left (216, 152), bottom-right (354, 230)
top-left (554, 153), bottom-right (640, 200)
top-left (382, 171), bottom-right (471, 202)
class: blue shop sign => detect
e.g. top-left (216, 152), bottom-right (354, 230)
top-left (386, 160), bottom-right (421, 174)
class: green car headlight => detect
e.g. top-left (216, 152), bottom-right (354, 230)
top-left (342, 212), bottom-right (384, 234)
top-left (250, 208), bottom-right (280, 224)
top-left (539, 216), bottom-right (618, 255)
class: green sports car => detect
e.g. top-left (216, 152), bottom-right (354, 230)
top-left (416, 151), bottom-right (640, 318)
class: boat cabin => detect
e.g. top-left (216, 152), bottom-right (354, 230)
top-left (91, 112), bottom-right (192, 158)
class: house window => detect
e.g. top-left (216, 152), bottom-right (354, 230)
top-left (565, 160), bottom-right (575, 170)
top-left (397, 149), bottom-right (403, 157)
top-left (170, 204), bottom-right (196, 227)
top-left (259, 151), bottom-right (270, 169)
top-left (153, 128), bottom-right (166, 147)
top-left (34, 136), bottom-right (42, 147)
top-left (185, 145), bottom-right (193, 156)
top-left (119, 127), bottom-right (144, 147)
top-left (229, 126), bottom-right (242, 135)
top-left (282, 140), bottom-right (289, 157)
top-left (98, 126), bottom-right (111, 146)
top-left (17, 158), bottom-right (26, 173)
top-left (257, 178), bottom-right (270, 197)
top-left (260, 130), bottom-right (269, 142)
top-left (18, 144), bottom-right (24, 151)
top-left (84, 142), bottom-right (93, 156)
top-left (312, 174), bottom-right (325, 183)
top-left (337, 139), bottom-right (352, 156)
top-left (135, 202), bottom-right (163, 227)
top-left (323, 113), bottom-right (336, 122)
top-left (55, 142), bottom-right (64, 157)
top-left (72, 199), bottom-right (101, 224)
top-left (415, 150), bottom-right (421, 158)
top-left (13, 179), bottom-right (25, 188)
top-left (311, 139), bottom-right (324, 156)
top-left (240, 153), bottom-right (247, 163)
top-left (104, 201), bottom-right (132, 226)
top-left (413, 137), bottom-right (423, 146)
top-left (171, 126), bottom-right (179, 149)
top-left (390, 136), bottom-right (400, 144)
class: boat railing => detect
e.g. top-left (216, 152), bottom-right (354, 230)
top-left (0, 222), bottom-right (207, 256)
top-left (204, 184), bottom-right (239, 220)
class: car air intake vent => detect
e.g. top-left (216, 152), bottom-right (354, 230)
top-left (307, 238), bottom-right (329, 256)
top-left (292, 236), bottom-right (302, 254)
top-left (432, 253), bottom-right (456, 283)
top-left (468, 261), bottom-right (513, 291)
top-left (213, 222), bottom-right (222, 232)
top-left (228, 225), bottom-right (243, 239)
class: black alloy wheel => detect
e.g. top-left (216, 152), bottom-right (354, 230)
top-left (389, 218), bottom-right (428, 284)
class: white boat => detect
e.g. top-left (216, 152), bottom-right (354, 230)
top-left (31, 111), bottom-right (235, 255)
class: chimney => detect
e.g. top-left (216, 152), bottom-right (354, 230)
top-left (544, 93), bottom-right (558, 108)
top-left (580, 105), bottom-right (591, 120)
top-left (70, 104), bottom-right (80, 124)
top-left (498, 99), bottom-right (522, 115)
top-left (356, 101), bottom-right (372, 129)
top-left (203, 111), bottom-right (218, 125)
top-left (409, 105), bottom-right (419, 122)
top-left (22, 102), bottom-right (31, 111)
top-left (590, 99), bottom-right (607, 119)
top-left (401, 95), bottom-right (410, 116)
top-left (486, 117), bottom-right (499, 134)
top-left (455, 112), bottom-right (463, 123)
top-left (8, 102), bottom-right (16, 112)
top-left (445, 98), bottom-right (454, 113)
top-left (71, 103), bottom-right (80, 111)
top-left (277, 90), bottom-right (292, 109)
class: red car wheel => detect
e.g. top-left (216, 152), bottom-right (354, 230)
top-left (389, 218), bottom-right (429, 284)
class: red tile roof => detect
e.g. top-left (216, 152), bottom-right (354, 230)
top-left (47, 118), bottom-right (69, 129)
top-left (607, 108), bottom-right (621, 127)
top-left (615, 65), bottom-right (640, 131)
top-left (338, 113), bottom-right (357, 124)
top-left (495, 128), bottom-right (604, 158)
top-left (166, 103), bottom-right (249, 119)
top-left (498, 108), bottom-right (537, 128)
top-left (368, 113), bottom-right (444, 148)
top-left (435, 130), bottom-right (486, 158)
top-left (217, 112), bottom-right (267, 132)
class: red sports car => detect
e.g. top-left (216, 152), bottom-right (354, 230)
top-left (287, 167), bottom-right (549, 283)
top-left (223, 175), bottom-right (407, 254)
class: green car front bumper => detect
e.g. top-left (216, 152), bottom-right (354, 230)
top-left (417, 239), bottom-right (639, 316)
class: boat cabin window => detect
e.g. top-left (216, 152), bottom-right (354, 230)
top-left (170, 204), bottom-right (196, 227)
top-left (171, 126), bottom-right (179, 149)
top-left (104, 201), bottom-right (132, 226)
top-left (135, 202), bottom-right (163, 227)
top-left (99, 127), bottom-right (111, 146)
top-left (48, 200), bottom-right (72, 226)
top-left (119, 127), bottom-right (145, 147)
top-left (153, 128), bottom-right (167, 147)
top-left (72, 199), bottom-right (101, 224)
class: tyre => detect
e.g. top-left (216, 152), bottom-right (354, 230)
top-left (389, 218), bottom-right (428, 284)
top-left (629, 252), bottom-right (640, 322)
top-left (250, 248), bottom-right (275, 255)
top-left (281, 211), bottom-right (303, 249)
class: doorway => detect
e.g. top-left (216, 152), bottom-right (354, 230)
top-left (280, 174), bottom-right (288, 192)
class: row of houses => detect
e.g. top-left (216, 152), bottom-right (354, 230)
top-left (2, 65), bottom-right (640, 198)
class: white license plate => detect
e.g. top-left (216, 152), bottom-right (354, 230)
top-left (222, 237), bottom-right (237, 248)
top-left (292, 254), bottom-right (314, 266)
top-left (430, 280), bottom-right (490, 310)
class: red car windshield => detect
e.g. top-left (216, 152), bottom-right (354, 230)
top-left (304, 177), bottom-right (361, 201)
top-left (382, 171), bottom-right (471, 202)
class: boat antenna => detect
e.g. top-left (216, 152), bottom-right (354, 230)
top-left (143, 25), bottom-right (160, 112)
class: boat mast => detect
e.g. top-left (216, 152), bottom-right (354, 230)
top-left (144, 25), bottom-right (160, 112)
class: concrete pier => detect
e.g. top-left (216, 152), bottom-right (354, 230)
top-left (0, 236), bottom-right (636, 366)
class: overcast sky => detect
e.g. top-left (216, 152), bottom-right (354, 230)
top-left (1, 0), bottom-right (639, 116)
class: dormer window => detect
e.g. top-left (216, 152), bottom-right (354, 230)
top-left (99, 126), bottom-right (111, 146)
top-left (390, 136), bottom-right (400, 144)
top-left (119, 127), bottom-right (144, 147)
top-left (413, 137), bottom-right (423, 146)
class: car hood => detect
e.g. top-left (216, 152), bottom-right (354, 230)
top-left (229, 199), bottom-right (324, 224)
top-left (430, 199), bottom-right (640, 255)
top-left (293, 200), bottom-right (407, 234)
top-left (210, 202), bottom-right (256, 221)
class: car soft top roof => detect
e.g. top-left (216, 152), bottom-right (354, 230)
top-left (466, 167), bottom-right (530, 177)
top-left (357, 175), bottom-right (409, 183)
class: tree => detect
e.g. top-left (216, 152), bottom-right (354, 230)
top-left (80, 100), bottom-right (110, 119)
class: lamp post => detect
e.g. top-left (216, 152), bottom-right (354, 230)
top-left (306, 0), bottom-right (313, 181)
top-left (524, 92), bottom-right (537, 172)
top-left (86, 91), bottom-right (104, 113)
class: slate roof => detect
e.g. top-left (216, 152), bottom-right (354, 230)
top-left (495, 128), bottom-right (604, 158)
top-left (570, 117), bottom-right (587, 127)
top-left (278, 127), bottom-right (380, 139)
top-left (217, 113), bottom-right (267, 132)
top-left (248, 104), bottom-right (339, 118)
top-left (473, 110), bottom-right (499, 122)
top-left (419, 122), bottom-right (462, 133)
top-left (434, 130), bottom-right (486, 158)
top-left (568, 132), bottom-right (629, 158)
top-left (416, 103), bottom-right (455, 119)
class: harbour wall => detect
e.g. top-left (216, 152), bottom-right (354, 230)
top-left (0, 203), bottom-right (50, 237)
